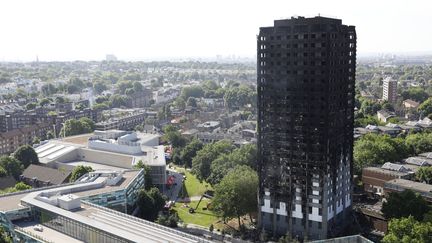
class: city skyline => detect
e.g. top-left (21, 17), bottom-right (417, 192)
top-left (0, 0), bottom-right (431, 61)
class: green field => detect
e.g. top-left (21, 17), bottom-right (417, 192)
top-left (174, 166), bottom-right (213, 198)
top-left (173, 200), bottom-right (219, 227)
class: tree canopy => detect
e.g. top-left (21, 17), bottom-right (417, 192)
top-left (60, 117), bottom-right (95, 137)
top-left (191, 140), bottom-right (234, 181)
top-left (133, 160), bottom-right (153, 189)
top-left (174, 138), bottom-right (203, 168)
top-left (383, 216), bottom-right (432, 243)
top-left (418, 98), bottom-right (432, 118)
top-left (212, 165), bottom-right (258, 227)
top-left (0, 156), bottom-right (23, 179)
top-left (162, 125), bottom-right (187, 148)
top-left (353, 134), bottom-right (409, 173)
top-left (207, 144), bottom-right (257, 185)
top-left (13, 145), bottom-right (39, 168)
top-left (401, 87), bottom-right (429, 103)
top-left (137, 188), bottom-right (167, 221)
top-left (70, 165), bottom-right (93, 182)
top-left (382, 190), bottom-right (430, 221)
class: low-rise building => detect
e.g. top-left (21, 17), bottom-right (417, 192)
top-left (0, 169), bottom-right (207, 242)
top-left (377, 109), bottom-right (395, 123)
top-left (362, 164), bottom-right (414, 196)
top-left (197, 121), bottom-right (220, 132)
top-left (403, 99), bottom-right (420, 109)
top-left (20, 164), bottom-right (72, 187)
top-left (95, 109), bottom-right (145, 131)
top-left (35, 130), bottom-right (166, 188)
top-left (404, 156), bottom-right (432, 167)
top-left (384, 178), bottom-right (432, 202)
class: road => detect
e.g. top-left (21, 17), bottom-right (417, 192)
top-left (165, 169), bottom-right (184, 201)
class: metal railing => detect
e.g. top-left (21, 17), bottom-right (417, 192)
top-left (14, 226), bottom-right (55, 243)
top-left (81, 201), bottom-right (212, 243)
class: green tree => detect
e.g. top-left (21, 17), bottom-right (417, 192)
top-left (208, 144), bottom-right (257, 185)
top-left (401, 87), bottom-right (429, 103)
top-left (117, 80), bottom-right (134, 94)
top-left (0, 166), bottom-right (7, 177)
top-left (354, 115), bottom-right (383, 127)
top-left (133, 160), bottom-right (153, 189)
top-left (418, 98), bottom-right (432, 117)
top-left (13, 145), bottom-right (39, 168)
top-left (13, 182), bottom-right (32, 191)
top-left (70, 165), bottom-right (93, 182)
top-left (26, 102), bottom-right (37, 110)
top-left (79, 117), bottom-right (95, 131)
top-left (212, 166), bottom-right (258, 227)
top-left (158, 104), bottom-right (172, 120)
top-left (46, 130), bottom-right (55, 139)
top-left (162, 126), bottom-right (186, 148)
top-left (93, 81), bottom-right (107, 94)
top-left (137, 188), bottom-right (167, 221)
top-left (60, 118), bottom-right (94, 137)
top-left (55, 96), bottom-right (66, 104)
top-left (133, 81), bottom-right (143, 92)
top-left (156, 213), bottom-right (179, 228)
top-left (39, 98), bottom-right (52, 107)
top-left (179, 138), bottom-right (203, 168)
top-left (192, 140), bottom-right (234, 181)
top-left (0, 156), bottom-right (23, 179)
top-left (382, 190), bottom-right (430, 221)
top-left (75, 103), bottom-right (87, 110)
top-left (0, 225), bottom-right (12, 243)
top-left (186, 97), bottom-right (197, 107)
top-left (109, 94), bottom-right (131, 108)
top-left (67, 84), bottom-right (80, 94)
top-left (382, 216), bottom-right (432, 243)
top-left (353, 134), bottom-right (409, 174)
top-left (41, 83), bottom-right (57, 96)
top-left (405, 132), bottom-right (432, 155)
top-left (180, 86), bottom-right (204, 100)
top-left (417, 167), bottom-right (432, 184)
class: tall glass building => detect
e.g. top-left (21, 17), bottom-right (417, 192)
top-left (257, 16), bottom-right (356, 240)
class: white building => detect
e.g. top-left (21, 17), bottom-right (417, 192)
top-left (382, 77), bottom-right (398, 104)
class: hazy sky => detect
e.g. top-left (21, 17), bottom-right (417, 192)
top-left (0, 0), bottom-right (431, 61)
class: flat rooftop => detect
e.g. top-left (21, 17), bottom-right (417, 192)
top-left (74, 170), bottom-right (139, 198)
top-left (74, 202), bottom-right (204, 243)
top-left (19, 193), bottom-right (205, 243)
top-left (0, 170), bottom-right (140, 212)
top-left (60, 133), bottom-right (93, 145)
top-left (385, 178), bottom-right (432, 193)
top-left (363, 167), bottom-right (412, 177)
top-left (37, 132), bottom-right (166, 167)
top-left (65, 161), bottom-right (127, 171)
top-left (15, 221), bottom-right (83, 243)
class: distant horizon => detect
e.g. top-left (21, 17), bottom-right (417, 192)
top-left (1, 50), bottom-right (432, 63)
top-left (1, 0), bottom-right (431, 62)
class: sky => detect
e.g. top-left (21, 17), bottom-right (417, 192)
top-left (0, 0), bottom-right (431, 61)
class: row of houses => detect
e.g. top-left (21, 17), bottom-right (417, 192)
top-left (362, 153), bottom-right (432, 197)
top-left (355, 117), bottom-right (432, 139)
top-left (95, 109), bottom-right (146, 131)
top-left (358, 153), bottom-right (432, 234)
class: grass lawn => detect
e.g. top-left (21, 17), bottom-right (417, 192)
top-left (173, 200), bottom-right (219, 227)
top-left (172, 166), bottom-right (212, 197)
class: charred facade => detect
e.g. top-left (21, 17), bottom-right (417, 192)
top-left (257, 16), bottom-right (356, 240)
